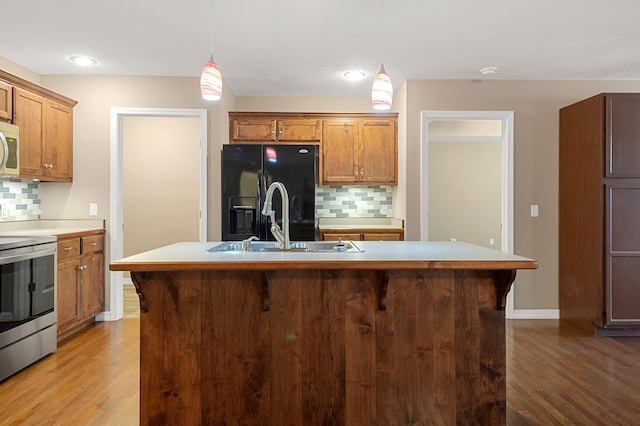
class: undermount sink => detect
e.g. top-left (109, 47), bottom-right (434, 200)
top-left (206, 240), bottom-right (363, 253)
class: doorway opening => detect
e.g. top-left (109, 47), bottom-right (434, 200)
top-left (103, 108), bottom-right (208, 321)
top-left (420, 111), bottom-right (514, 316)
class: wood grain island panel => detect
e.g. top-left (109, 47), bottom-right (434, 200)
top-left (110, 241), bottom-right (536, 425)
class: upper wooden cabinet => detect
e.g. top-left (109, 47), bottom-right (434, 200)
top-left (229, 111), bottom-right (398, 186)
top-left (13, 87), bottom-right (73, 182)
top-left (230, 113), bottom-right (321, 143)
top-left (0, 80), bottom-right (12, 122)
top-left (1, 69), bottom-right (76, 182)
top-left (359, 119), bottom-right (397, 184)
top-left (321, 116), bottom-right (397, 185)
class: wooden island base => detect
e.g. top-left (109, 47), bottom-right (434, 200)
top-left (132, 268), bottom-right (514, 425)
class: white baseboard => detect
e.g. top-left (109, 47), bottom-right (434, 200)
top-left (511, 309), bottom-right (559, 319)
top-left (96, 311), bottom-right (118, 321)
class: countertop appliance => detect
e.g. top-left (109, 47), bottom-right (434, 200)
top-left (0, 122), bottom-right (20, 177)
top-left (0, 235), bottom-right (57, 382)
top-left (222, 144), bottom-right (317, 241)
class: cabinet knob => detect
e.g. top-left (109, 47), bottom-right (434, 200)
top-left (78, 265), bottom-right (87, 270)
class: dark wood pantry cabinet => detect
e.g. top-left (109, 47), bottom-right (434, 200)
top-left (559, 93), bottom-right (640, 335)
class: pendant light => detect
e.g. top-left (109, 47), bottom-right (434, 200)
top-left (372, 0), bottom-right (392, 110)
top-left (200, 0), bottom-right (223, 101)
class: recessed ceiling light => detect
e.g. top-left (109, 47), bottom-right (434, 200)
top-left (68, 55), bottom-right (98, 66)
top-left (343, 71), bottom-right (366, 81)
top-left (480, 67), bottom-right (497, 76)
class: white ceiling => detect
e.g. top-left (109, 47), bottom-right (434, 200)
top-left (2, 0), bottom-right (639, 97)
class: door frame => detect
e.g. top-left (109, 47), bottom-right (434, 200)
top-left (101, 107), bottom-right (208, 321)
top-left (420, 110), bottom-right (515, 317)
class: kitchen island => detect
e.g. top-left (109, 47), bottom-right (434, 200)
top-left (110, 240), bottom-right (536, 425)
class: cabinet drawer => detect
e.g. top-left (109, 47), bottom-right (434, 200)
top-left (322, 233), bottom-right (362, 241)
top-left (82, 234), bottom-right (104, 254)
top-left (363, 232), bottom-right (403, 241)
top-left (57, 238), bottom-right (80, 260)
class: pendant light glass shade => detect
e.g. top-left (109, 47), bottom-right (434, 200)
top-left (372, 64), bottom-right (393, 110)
top-left (200, 55), bottom-right (223, 101)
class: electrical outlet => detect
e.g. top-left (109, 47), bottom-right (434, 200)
top-left (1, 206), bottom-right (7, 219)
top-left (89, 203), bottom-right (99, 216)
top-left (356, 204), bottom-right (364, 215)
top-left (380, 205), bottom-right (388, 215)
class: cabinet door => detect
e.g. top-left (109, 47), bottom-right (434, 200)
top-left (606, 183), bottom-right (640, 325)
top-left (13, 87), bottom-right (45, 178)
top-left (606, 94), bottom-right (640, 177)
top-left (44, 100), bottom-right (73, 181)
top-left (277, 119), bottom-right (321, 142)
top-left (231, 118), bottom-right (276, 142)
top-left (0, 81), bottom-right (12, 121)
top-left (81, 253), bottom-right (104, 318)
top-left (321, 120), bottom-right (359, 183)
top-left (57, 257), bottom-right (80, 335)
top-left (360, 119), bottom-right (397, 184)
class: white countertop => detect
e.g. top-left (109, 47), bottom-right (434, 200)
top-left (0, 219), bottom-right (105, 237)
top-left (110, 240), bottom-right (537, 272)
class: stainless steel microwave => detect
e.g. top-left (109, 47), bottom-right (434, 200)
top-left (0, 122), bottom-right (19, 177)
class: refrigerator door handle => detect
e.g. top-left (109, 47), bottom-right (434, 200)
top-left (257, 170), bottom-right (266, 239)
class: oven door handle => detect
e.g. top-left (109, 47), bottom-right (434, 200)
top-left (0, 246), bottom-right (57, 266)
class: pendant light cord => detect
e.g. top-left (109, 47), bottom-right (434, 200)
top-left (380, 0), bottom-right (384, 65)
top-left (209, 0), bottom-right (214, 60)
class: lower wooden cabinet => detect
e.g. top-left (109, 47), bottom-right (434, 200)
top-left (56, 230), bottom-right (105, 340)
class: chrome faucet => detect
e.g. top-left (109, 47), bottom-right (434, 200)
top-left (241, 235), bottom-right (260, 251)
top-left (261, 181), bottom-right (290, 250)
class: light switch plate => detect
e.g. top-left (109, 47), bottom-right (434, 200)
top-left (89, 203), bottom-right (98, 216)
top-left (530, 204), bottom-right (539, 217)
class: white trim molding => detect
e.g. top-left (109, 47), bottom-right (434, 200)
top-left (420, 111), bottom-right (516, 317)
top-left (98, 107), bottom-right (208, 322)
top-left (511, 309), bottom-right (560, 320)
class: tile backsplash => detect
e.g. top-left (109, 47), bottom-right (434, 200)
top-left (0, 179), bottom-right (41, 221)
top-left (0, 180), bottom-right (392, 222)
top-left (316, 186), bottom-right (393, 218)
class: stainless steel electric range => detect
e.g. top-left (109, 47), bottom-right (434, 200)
top-left (0, 235), bottom-right (57, 381)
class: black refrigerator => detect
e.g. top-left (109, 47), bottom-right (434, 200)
top-left (221, 144), bottom-right (317, 241)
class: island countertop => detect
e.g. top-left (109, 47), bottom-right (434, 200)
top-left (109, 240), bottom-right (537, 272)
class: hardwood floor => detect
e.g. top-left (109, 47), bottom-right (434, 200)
top-left (506, 320), bottom-right (640, 425)
top-left (0, 319), bottom-right (139, 425)
top-left (123, 284), bottom-right (140, 318)
top-left (1, 319), bottom-right (639, 425)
